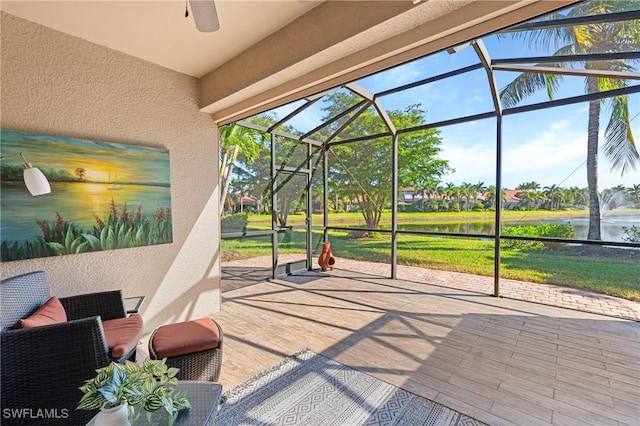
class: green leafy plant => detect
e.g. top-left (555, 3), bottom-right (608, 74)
top-left (502, 223), bottom-right (574, 250)
top-left (221, 212), bottom-right (250, 232)
top-left (1, 199), bottom-right (173, 261)
top-left (622, 225), bottom-right (640, 243)
top-left (77, 359), bottom-right (190, 425)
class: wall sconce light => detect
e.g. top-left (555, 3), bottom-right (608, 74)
top-left (0, 152), bottom-right (51, 196)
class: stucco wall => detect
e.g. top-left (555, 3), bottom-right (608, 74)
top-left (0, 12), bottom-right (221, 334)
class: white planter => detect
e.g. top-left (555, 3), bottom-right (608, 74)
top-left (95, 404), bottom-right (130, 426)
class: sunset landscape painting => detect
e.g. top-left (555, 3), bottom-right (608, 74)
top-left (0, 129), bottom-right (172, 261)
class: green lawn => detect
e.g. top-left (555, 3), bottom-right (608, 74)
top-left (221, 210), bottom-right (640, 301)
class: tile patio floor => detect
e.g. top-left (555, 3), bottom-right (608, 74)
top-left (218, 257), bottom-right (640, 426)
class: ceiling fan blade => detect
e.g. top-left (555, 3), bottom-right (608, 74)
top-left (189, 0), bottom-right (220, 32)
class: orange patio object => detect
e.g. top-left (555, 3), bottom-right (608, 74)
top-left (318, 242), bottom-right (336, 271)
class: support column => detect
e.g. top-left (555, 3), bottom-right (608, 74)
top-left (391, 133), bottom-right (398, 279)
top-left (494, 116), bottom-right (503, 297)
top-left (271, 133), bottom-right (278, 279)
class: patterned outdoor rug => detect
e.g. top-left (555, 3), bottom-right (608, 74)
top-left (216, 349), bottom-right (488, 426)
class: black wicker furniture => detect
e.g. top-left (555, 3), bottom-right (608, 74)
top-left (0, 271), bottom-right (144, 426)
top-left (149, 317), bottom-right (223, 382)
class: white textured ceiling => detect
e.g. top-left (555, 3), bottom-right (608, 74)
top-left (0, 0), bottom-right (322, 78)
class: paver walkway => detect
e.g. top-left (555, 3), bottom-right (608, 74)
top-left (221, 255), bottom-right (639, 321)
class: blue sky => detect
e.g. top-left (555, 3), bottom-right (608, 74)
top-left (268, 27), bottom-right (639, 192)
top-left (359, 34), bottom-right (640, 191)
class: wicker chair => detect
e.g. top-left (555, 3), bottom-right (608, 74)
top-left (148, 317), bottom-right (223, 382)
top-left (0, 271), bottom-right (142, 426)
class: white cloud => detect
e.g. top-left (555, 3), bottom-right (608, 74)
top-left (510, 124), bottom-right (640, 189)
top-left (437, 116), bottom-right (640, 190)
top-left (503, 123), bottom-right (584, 176)
top-left (439, 122), bottom-right (496, 184)
top-left (442, 143), bottom-right (496, 184)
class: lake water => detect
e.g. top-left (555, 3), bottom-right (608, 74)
top-left (1, 182), bottom-right (171, 242)
top-left (395, 215), bottom-right (640, 243)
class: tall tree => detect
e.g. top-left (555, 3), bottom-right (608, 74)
top-left (500, 0), bottom-right (639, 239)
top-left (230, 128), bottom-right (325, 227)
top-left (461, 182), bottom-right (474, 211)
top-left (543, 184), bottom-right (564, 210)
top-left (422, 178), bottom-right (441, 210)
top-left (219, 124), bottom-right (261, 216)
top-left (444, 182), bottom-right (456, 201)
top-left (568, 186), bottom-right (588, 207)
top-left (473, 181), bottom-right (487, 204)
top-left (451, 186), bottom-right (463, 211)
top-left (232, 141), bottom-right (271, 210)
top-left (324, 93), bottom-right (449, 229)
top-left (485, 185), bottom-right (507, 210)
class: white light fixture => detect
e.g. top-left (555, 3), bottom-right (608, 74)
top-left (0, 152), bottom-right (51, 196)
top-left (446, 41), bottom-right (472, 55)
top-left (186, 0), bottom-right (220, 32)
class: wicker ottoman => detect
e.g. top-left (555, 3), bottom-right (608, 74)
top-left (148, 317), bottom-right (223, 382)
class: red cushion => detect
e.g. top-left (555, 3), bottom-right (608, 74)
top-left (151, 317), bottom-right (221, 359)
top-left (18, 296), bottom-right (67, 328)
top-left (102, 314), bottom-right (144, 358)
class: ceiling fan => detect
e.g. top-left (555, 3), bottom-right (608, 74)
top-left (185, 0), bottom-right (220, 32)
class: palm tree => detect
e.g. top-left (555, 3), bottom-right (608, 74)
top-left (461, 182), bottom-right (475, 211)
top-left (435, 184), bottom-right (445, 210)
top-left (219, 124), bottom-right (260, 216)
top-left (473, 181), bottom-right (486, 204)
top-left (423, 179), bottom-right (440, 211)
top-left (500, 1), bottom-right (639, 240)
top-left (517, 190), bottom-right (536, 210)
top-left (532, 190), bottom-right (546, 210)
top-left (543, 184), bottom-right (565, 210)
top-left (452, 186), bottom-right (463, 211)
top-left (516, 181), bottom-right (541, 191)
top-left (568, 186), bottom-right (587, 207)
top-left (628, 183), bottom-right (640, 204)
top-left (556, 189), bottom-right (568, 210)
top-left (444, 182), bottom-right (455, 200)
top-left (485, 185), bottom-right (507, 210)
